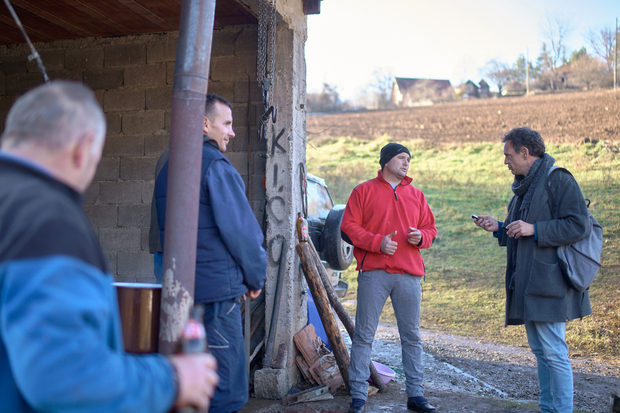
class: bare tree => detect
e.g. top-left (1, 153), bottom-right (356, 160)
top-left (587, 26), bottom-right (616, 72)
top-left (369, 68), bottom-right (394, 109)
top-left (485, 59), bottom-right (510, 95)
top-left (540, 16), bottom-right (573, 90)
top-left (306, 83), bottom-right (344, 113)
top-left (571, 52), bottom-right (608, 90)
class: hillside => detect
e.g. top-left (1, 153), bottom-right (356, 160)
top-left (306, 90), bottom-right (620, 145)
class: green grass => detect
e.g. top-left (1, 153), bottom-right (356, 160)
top-left (307, 136), bottom-right (620, 362)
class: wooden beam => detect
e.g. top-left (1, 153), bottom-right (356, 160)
top-left (9, 0), bottom-right (99, 38)
top-left (63, 0), bottom-right (134, 36)
top-left (303, 0), bottom-right (320, 15)
top-left (308, 238), bottom-right (388, 393)
top-left (116, 0), bottom-right (176, 31)
top-left (296, 241), bottom-right (350, 389)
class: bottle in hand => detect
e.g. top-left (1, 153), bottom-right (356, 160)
top-left (181, 304), bottom-right (208, 354)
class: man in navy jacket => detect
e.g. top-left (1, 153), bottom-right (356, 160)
top-left (0, 81), bottom-right (218, 412)
top-left (155, 94), bottom-right (267, 413)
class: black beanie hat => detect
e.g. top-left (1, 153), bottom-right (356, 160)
top-left (380, 143), bottom-right (410, 169)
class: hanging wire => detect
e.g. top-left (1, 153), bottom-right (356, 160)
top-left (3, 0), bottom-right (49, 83)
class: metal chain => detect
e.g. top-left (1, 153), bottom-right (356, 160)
top-left (257, 0), bottom-right (267, 83)
top-left (257, 0), bottom-right (276, 106)
top-left (267, 0), bottom-right (276, 106)
top-left (257, 0), bottom-right (277, 140)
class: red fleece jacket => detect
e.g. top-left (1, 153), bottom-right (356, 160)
top-left (341, 171), bottom-right (437, 276)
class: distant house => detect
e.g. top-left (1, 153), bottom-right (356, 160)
top-left (556, 64), bottom-right (572, 89)
top-left (502, 81), bottom-right (526, 96)
top-left (464, 80), bottom-right (479, 99)
top-left (479, 79), bottom-right (491, 98)
top-left (391, 77), bottom-right (455, 106)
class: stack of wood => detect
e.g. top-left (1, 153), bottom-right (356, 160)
top-left (293, 324), bottom-right (344, 394)
top-left (295, 235), bottom-right (387, 393)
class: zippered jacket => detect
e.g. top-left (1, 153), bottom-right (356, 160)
top-left (0, 156), bottom-right (176, 413)
top-left (155, 139), bottom-right (266, 303)
top-left (341, 170), bottom-right (437, 276)
top-left (495, 167), bottom-right (592, 325)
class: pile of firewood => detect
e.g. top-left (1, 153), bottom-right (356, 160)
top-left (293, 324), bottom-right (344, 394)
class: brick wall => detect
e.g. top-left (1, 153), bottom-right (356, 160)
top-left (0, 26), bottom-right (266, 282)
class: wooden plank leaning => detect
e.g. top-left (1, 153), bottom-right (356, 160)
top-left (307, 238), bottom-right (388, 393)
top-left (296, 241), bottom-right (350, 389)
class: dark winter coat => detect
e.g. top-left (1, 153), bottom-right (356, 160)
top-left (0, 155), bottom-right (176, 412)
top-left (496, 168), bottom-right (592, 326)
top-left (154, 138), bottom-right (266, 304)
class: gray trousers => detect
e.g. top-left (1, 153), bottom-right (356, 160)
top-left (349, 269), bottom-right (423, 400)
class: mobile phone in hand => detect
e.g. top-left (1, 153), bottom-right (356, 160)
top-left (472, 215), bottom-right (480, 220)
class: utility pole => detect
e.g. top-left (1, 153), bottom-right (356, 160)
top-left (526, 48), bottom-right (530, 94)
top-left (615, 18), bottom-right (618, 90)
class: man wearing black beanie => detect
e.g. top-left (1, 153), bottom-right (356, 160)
top-left (341, 143), bottom-right (437, 413)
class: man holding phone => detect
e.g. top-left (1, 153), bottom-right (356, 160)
top-left (341, 143), bottom-right (437, 413)
top-left (473, 127), bottom-right (591, 413)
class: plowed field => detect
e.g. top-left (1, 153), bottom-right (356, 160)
top-left (306, 90), bottom-right (620, 145)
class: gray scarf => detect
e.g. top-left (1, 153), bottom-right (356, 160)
top-left (505, 153), bottom-right (555, 289)
top-left (505, 153), bottom-right (555, 226)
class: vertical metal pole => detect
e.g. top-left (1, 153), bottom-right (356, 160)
top-left (615, 18), bottom-right (618, 90)
top-left (159, 0), bottom-right (216, 355)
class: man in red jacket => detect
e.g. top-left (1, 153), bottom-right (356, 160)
top-left (341, 143), bottom-right (437, 413)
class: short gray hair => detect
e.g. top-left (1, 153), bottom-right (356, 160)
top-left (1, 80), bottom-right (106, 151)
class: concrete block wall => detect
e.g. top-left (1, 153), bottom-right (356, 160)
top-left (0, 26), bottom-right (267, 282)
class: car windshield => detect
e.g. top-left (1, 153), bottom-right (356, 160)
top-left (307, 180), bottom-right (333, 220)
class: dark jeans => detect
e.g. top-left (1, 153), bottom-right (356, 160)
top-left (202, 299), bottom-right (247, 413)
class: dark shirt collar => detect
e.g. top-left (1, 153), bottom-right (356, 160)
top-left (0, 152), bottom-right (83, 205)
top-left (203, 135), bottom-right (220, 150)
top-left (0, 151), bottom-right (55, 178)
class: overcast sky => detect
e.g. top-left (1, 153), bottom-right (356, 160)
top-left (305, 0), bottom-right (619, 99)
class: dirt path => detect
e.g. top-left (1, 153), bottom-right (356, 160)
top-left (242, 322), bottom-right (620, 413)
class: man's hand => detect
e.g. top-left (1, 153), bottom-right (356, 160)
top-left (380, 231), bottom-right (398, 255)
top-left (169, 353), bottom-right (219, 410)
top-left (407, 227), bottom-right (422, 246)
top-left (505, 220), bottom-right (534, 239)
top-left (243, 289), bottom-right (262, 300)
top-left (473, 215), bottom-right (499, 233)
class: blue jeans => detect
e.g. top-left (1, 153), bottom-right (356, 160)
top-left (202, 299), bottom-right (247, 413)
top-left (525, 321), bottom-right (573, 413)
top-left (349, 270), bottom-right (423, 401)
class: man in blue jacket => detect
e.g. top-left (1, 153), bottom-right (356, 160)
top-left (155, 94), bottom-right (267, 413)
top-left (0, 81), bottom-right (219, 412)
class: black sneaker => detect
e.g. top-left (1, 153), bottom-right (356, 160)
top-left (348, 399), bottom-right (366, 413)
top-left (407, 396), bottom-right (437, 413)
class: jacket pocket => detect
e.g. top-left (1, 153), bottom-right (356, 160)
top-left (525, 258), bottom-right (566, 298)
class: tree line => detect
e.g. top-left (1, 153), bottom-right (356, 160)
top-left (486, 18), bottom-right (617, 95)
top-left (307, 18), bottom-right (618, 113)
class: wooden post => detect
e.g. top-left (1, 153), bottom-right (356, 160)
top-left (296, 242), bottom-right (350, 389)
top-left (307, 239), bottom-right (388, 392)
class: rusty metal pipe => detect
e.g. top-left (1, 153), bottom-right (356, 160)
top-left (158, 0), bottom-right (216, 355)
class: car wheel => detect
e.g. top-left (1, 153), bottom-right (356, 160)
top-left (322, 206), bottom-right (353, 271)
